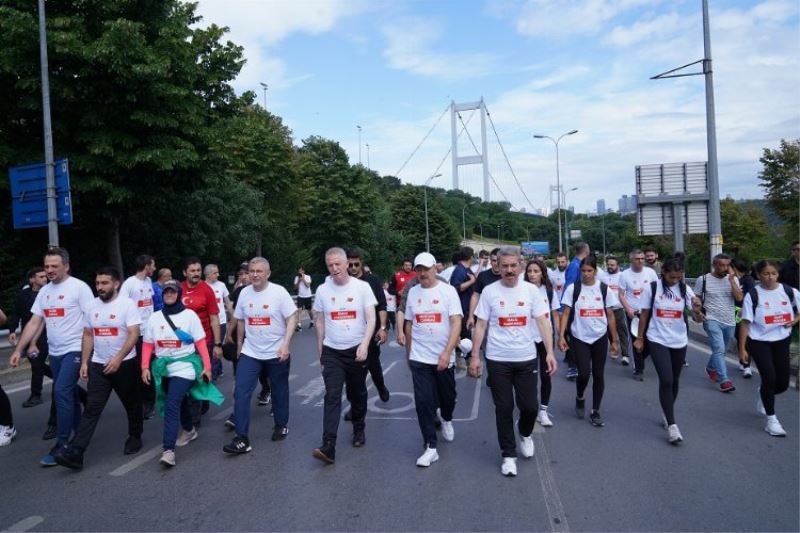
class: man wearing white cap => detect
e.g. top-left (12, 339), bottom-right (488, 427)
top-left (403, 252), bottom-right (463, 467)
top-left (469, 246), bottom-right (557, 477)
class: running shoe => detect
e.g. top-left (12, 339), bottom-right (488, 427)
top-left (54, 446), bottom-right (84, 470)
top-left (536, 409), bottom-right (553, 427)
top-left (441, 421), bottom-right (455, 442)
top-left (312, 442), bottom-right (336, 464)
top-left (176, 427), bottom-right (198, 447)
top-left (124, 435), bottom-right (142, 455)
top-left (667, 424), bottom-right (683, 444)
top-left (501, 457), bottom-right (517, 477)
top-left (633, 370), bottom-right (644, 381)
top-left (519, 435), bottom-right (534, 458)
top-left (22, 395), bottom-right (43, 408)
top-left (742, 367), bottom-right (753, 379)
top-left (416, 446), bottom-right (439, 467)
top-left (705, 367), bottom-right (720, 383)
top-left (566, 367), bottom-right (578, 381)
top-left (765, 416), bottom-right (786, 437)
top-left (0, 425), bottom-right (17, 446)
top-left (271, 426), bottom-right (289, 441)
top-left (258, 391), bottom-right (271, 406)
top-left (40, 444), bottom-right (63, 467)
top-left (719, 380), bottom-right (735, 393)
top-left (160, 449), bottom-right (176, 467)
top-left (352, 429), bottom-right (366, 447)
top-left (589, 411), bottom-right (605, 427)
top-left (223, 436), bottom-right (252, 454)
top-left (224, 414), bottom-right (235, 430)
top-left (42, 424), bottom-right (56, 441)
top-left (620, 356), bottom-right (630, 366)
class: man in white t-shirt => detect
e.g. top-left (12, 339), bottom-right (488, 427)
top-left (600, 256), bottom-right (629, 364)
top-left (294, 266), bottom-right (313, 331)
top-left (694, 253), bottom-right (743, 392)
top-left (223, 257), bottom-right (298, 454)
top-left (205, 263), bottom-right (232, 380)
top-left (311, 247), bottom-right (377, 465)
top-left (121, 254), bottom-right (156, 418)
top-left (469, 246), bottom-right (557, 477)
top-left (9, 247), bottom-right (95, 466)
top-left (549, 253), bottom-right (569, 302)
top-left (404, 252), bottom-right (462, 467)
top-left (53, 267), bottom-right (143, 470)
top-left (618, 249), bottom-right (659, 379)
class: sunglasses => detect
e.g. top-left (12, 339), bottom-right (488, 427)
top-left (348, 262), bottom-right (361, 268)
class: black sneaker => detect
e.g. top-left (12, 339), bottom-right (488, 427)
top-left (124, 435), bottom-right (143, 455)
top-left (271, 426), bottom-right (289, 441)
top-left (378, 386), bottom-right (390, 403)
top-left (257, 391), bottom-right (271, 406)
top-left (312, 442), bottom-right (336, 464)
top-left (590, 411), bottom-right (605, 427)
top-left (42, 424), bottom-right (57, 441)
top-left (143, 403), bottom-right (155, 420)
top-left (22, 394), bottom-right (43, 408)
top-left (343, 408), bottom-right (352, 421)
top-left (223, 436), bottom-right (252, 455)
top-left (575, 398), bottom-right (585, 419)
top-left (352, 429), bottom-right (366, 448)
top-left (54, 445), bottom-right (84, 470)
top-left (633, 370), bottom-right (644, 382)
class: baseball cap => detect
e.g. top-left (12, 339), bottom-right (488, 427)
top-left (413, 252), bottom-right (436, 268)
top-left (162, 279), bottom-right (181, 292)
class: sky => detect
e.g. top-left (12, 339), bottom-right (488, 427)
top-left (194, 0), bottom-right (799, 215)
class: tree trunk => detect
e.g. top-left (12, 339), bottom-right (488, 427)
top-left (107, 217), bottom-right (124, 276)
top-left (255, 231), bottom-right (262, 257)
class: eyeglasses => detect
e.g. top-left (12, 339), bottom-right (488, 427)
top-left (632, 257), bottom-right (645, 261)
top-left (348, 262), bottom-right (361, 268)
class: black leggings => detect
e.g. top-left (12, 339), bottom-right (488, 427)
top-left (0, 384), bottom-right (12, 427)
top-left (649, 341), bottom-right (686, 425)
top-left (573, 336), bottom-right (608, 411)
top-left (748, 337), bottom-right (791, 416)
top-left (537, 342), bottom-right (551, 406)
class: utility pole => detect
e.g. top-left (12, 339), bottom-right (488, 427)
top-left (38, 0), bottom-right (58, 246)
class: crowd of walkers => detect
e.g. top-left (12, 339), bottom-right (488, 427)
top-left (0, 240), bottom-right (797, 477)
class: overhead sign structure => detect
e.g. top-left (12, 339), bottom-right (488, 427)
top-left (521, 241), bottom-right (550, 256)
top-left (635, 161), bottom-right (709, 252)
top-left (9, 159), bottom-right (73, 229)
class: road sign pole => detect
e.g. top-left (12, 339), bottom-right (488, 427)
top-left (38, 0), bottom-right (59, 246)
top-left (703, 0), bottom-right (722, 259)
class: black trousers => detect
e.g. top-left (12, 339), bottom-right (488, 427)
top-left (70, 358), bottom-right (143, 451)
top-left (410, 360), bottom-right (456, 449)
top-left (366, 340), bottom-right (386, 391)
top-left (573, 336), bottom-right (608, 411)
top-left (486, 358), bottom-right (539, 458)
top-left (748, 337), bottom-right (791, 416)
top-left (627, 315), bottom-right (648, 372)
top-left (0, 384), bottom-right (11, 427)
top-left (649, 341), bottom-right (686, 425)
top-left (321, 345), bottom-right (368, 444)
top-left (537, 342), bottom-right (552, 406)
top-left (28, 337), bottom-right (51, 397)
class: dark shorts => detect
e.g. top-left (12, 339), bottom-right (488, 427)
top-left (297, 297), bottom-right (312, 310)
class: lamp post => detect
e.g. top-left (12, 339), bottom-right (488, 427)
top-left (563, 187), bottom-right (578, 249)
top-left (497, 223), bottom-right (506, 243)
top-left (357, 125), bottom-right (362, 165)
top-left (533, 129), bottom-right (578, 253)
top-left (424, 173), bottom-right (442, 252)
top-left (259, 82), bottom-right (268, 109)
top-left (477, 223), bottom-right (484, 242)
top-left (462, 204), bottom-right (468, 243)
top-left (365, 143), bottom-right (370, 170)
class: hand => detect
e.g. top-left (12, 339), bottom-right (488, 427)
top-left (8, 332), bottom-right (17, 345)
top-left (633, 338), bottom-right (644, 353)
top-left (355, 343), bottom-right (368, 362)
top-left (468, 356), bottom-right (482, 378)
top-left (466, 316), bottom-right (475, 330)
top-left (545, 353), bottom-right (558, 376)
top-left (201, 368), bottom-right (212, 383)
top-left (740, 350), bottom-right (749, 365)
top-left (558, 337), bottom-right (568, 352)
top-left (103, 355), bottom-right (123, 375)
top-left (376, 329), bottom-right (388, 345)
top-left (8, 351), bottom-right (21, 368)
top-left (437, 353), bottom-right (450, 371)
top-left (610, 340), bottom-right (620, 355)
top-left (141, 368), bottom-right (151, 385)
top-left (277, 344), bottom-right (290, 362)
top-left (396, 331), bottom-right (406, 346)
top-left (80, 363), bottom-right (89, 381)
top-left (213, 346), bottom-right (223, 360)
top-left (626, 308), bottom-right (636, 320)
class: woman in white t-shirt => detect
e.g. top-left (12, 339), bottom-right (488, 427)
top-left (634, 258), bottom-right (700, 444)
top-left (738, 260), bottom-right (800, 438)
top-left (525, 259), bottom-right (561, 428)
top-left (559, 256), bottom-right (619, 427)
top-left (141, 280), bottom-right (212, 467)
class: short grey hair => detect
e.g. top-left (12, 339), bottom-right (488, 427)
top-left (203, 264), bottom-right (219, 276)
top-left (497, 246), bottom-right (521, 260)
top-left (249, 256), bottom-right (270, 270)
top-left (325, 247), bottom-right (347, 261)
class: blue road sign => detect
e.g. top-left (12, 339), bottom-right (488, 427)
top-left (521, 241), bottom-right (550, 256)
top-left (9, 159), bottom-right (73, 229)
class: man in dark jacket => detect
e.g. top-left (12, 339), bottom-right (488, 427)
top-left (778, 241), bottom-right (799, 289)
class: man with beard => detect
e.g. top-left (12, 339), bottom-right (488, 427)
top-left (53, 267), bottom-right (143, 469)
top-left (549, 253), bottom-right (569, 303)
top-left (388, 258), bottom-right (417, 299)
top-left (600, 256), bottom-right (629, 365)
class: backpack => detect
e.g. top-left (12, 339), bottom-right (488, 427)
top-left (747, 284), bottom-right (798, 317)
top-left (566, 281), bottom-right (609, 337)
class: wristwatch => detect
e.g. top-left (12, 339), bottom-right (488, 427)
top-left (214, 342), bottom-right (223, 347)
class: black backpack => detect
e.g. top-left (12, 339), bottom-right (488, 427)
top-left (642, 280), bottom-right (689, 337)
top-left (747, 284), bottom-right (798, 316)
top-left (565, 281), bottom-right (609, 337)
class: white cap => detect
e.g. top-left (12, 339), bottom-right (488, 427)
top-left (458, 338), bottom-right (473, 354)
top-left (413, 252), bottom-right (436, 268)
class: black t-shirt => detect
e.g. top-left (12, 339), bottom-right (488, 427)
top-left (473, 269), bottom-right (502, 295)
top-left (356, 271), bottom-right (387, 334)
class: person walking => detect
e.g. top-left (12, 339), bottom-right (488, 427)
top-left (0, 305), bottom-right (16, 446)
top-left (600, 256), bottom-right (630, 365)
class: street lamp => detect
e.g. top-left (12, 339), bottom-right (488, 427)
top-left (424, 173), bottom-right (442, 252)
top-left (259, 82), bottom-right (268, 109)
top-left (533, 129), bottom-right (578, 253)
top-left (477, 223), bottom-right (484, 242)
top-left (462, 204), bottom-right (469, 243)
top-left (357, 125), bottom-right (362, 165)
top-left (365, 143), bottom-right (370, 170)
top-left (497, 223), bottom-right (506, 243)
top-left (563, 187), bottom-right (578, 249)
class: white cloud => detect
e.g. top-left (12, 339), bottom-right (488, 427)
top-left (514, 0), bottom-right (664, 38)
top-left (382, 18), bottom-right (497, 80)
top-left (604, 12), bottom-right (683, 48)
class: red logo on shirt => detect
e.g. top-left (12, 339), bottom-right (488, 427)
top-left (499, 316), bottom-right (526, 327)
top-left (331, 311), bottom-right (357, 321)
top-left (632, 289), bottom-right (643, 297)
top-left (94, 327), bottom-right (119, 337)
top-left (765, 313), bottom-right (791, 325)
top-left (44, 308), bottom-right (65, 318)
top-left (656, 309), bottom-right (683, 319)
top-left (415, 313), bottom-right (442, 324)
top-left (137, 299), bottom-right (152, 308)
top-left (157, 340), bottom-right (181, 348)
top-left (248, 317), bottom-right (271, 326)
top-left (579, 309), bottom-right (604, 318)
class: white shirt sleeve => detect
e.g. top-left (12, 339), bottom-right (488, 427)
top-left (475, 292), bottom-right (491, 321)
top-left (530, 285), bottom-right (550, 318)
top-left (561, 284), bottom-right (575, 308)
top-left (126, 300), bottom-right (143, 327)
top-left (281, 289), bottom-right (298, 319)
top-left (740, 292), bottom-right (754, 323)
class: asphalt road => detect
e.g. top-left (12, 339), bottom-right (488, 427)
top-left (1, 326), bottom-right (798, 533)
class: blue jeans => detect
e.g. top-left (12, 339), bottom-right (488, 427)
top-left (703, 319), bottom-right (735, 382)
top-left (234, 354), bottom-right (290, 437)
top-left (212, 324), bottom-right (226, 381)
top-left (48, 351), bottom-right (82, 444)
top-left (163, 377), bottom-right (194, 450)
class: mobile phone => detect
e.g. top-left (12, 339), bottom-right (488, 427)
top-left (202, 374), bottom-right (210, 384)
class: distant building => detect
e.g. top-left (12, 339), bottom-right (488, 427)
top-left (618, 194), bottom-right (638, 215)
top-left (596, 199), bottom-right (606, 215)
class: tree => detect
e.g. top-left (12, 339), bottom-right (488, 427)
top-left (758, 139), bottom-right (799, 231)
top-left (389, 186), bottom-right (460, 261)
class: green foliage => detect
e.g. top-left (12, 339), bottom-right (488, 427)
top-left (758, 139), bottom-right (799, 232)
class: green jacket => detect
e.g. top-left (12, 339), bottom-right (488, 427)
top-left (151, 353), bottom-right (224, 417)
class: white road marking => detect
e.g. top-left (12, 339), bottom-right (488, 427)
top-left (212, 374), bottom-right (298, 420)
top-left (3, 378), bottom-right (52, 395)
top-left (108, 445), bottom-right (162, 477)
top-left (2, 516), bottom-right (45, 532)
top-left (534, 433), bottom-right (570, 533)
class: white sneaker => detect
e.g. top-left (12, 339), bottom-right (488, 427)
top-left (742, 367), bottom-right (753, 379)
top-left (159, 449), bottom-right (176, 467)
top-left (620, 356), bottom-right (630, 366)
top-left (0, 425), bottom-right (17, 446)
top-left (440, 420), bottom-right (455, 442)
top-left (520, 435), bottom-right (535, 458)
top-left (415, 446), bottom-right (439, 467)
top-left (765, 415), bottom-right (786, 437)
top-left (537, 409), bottom-right (553, 427)
top-left (667, 424), bottom-right (683, 444)
top-left (756, 389), bottom-right (767, 416)
top-left (176, 427), bottom-right (198, 447)
top-left (501, 457), bottom-right (517, 477)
